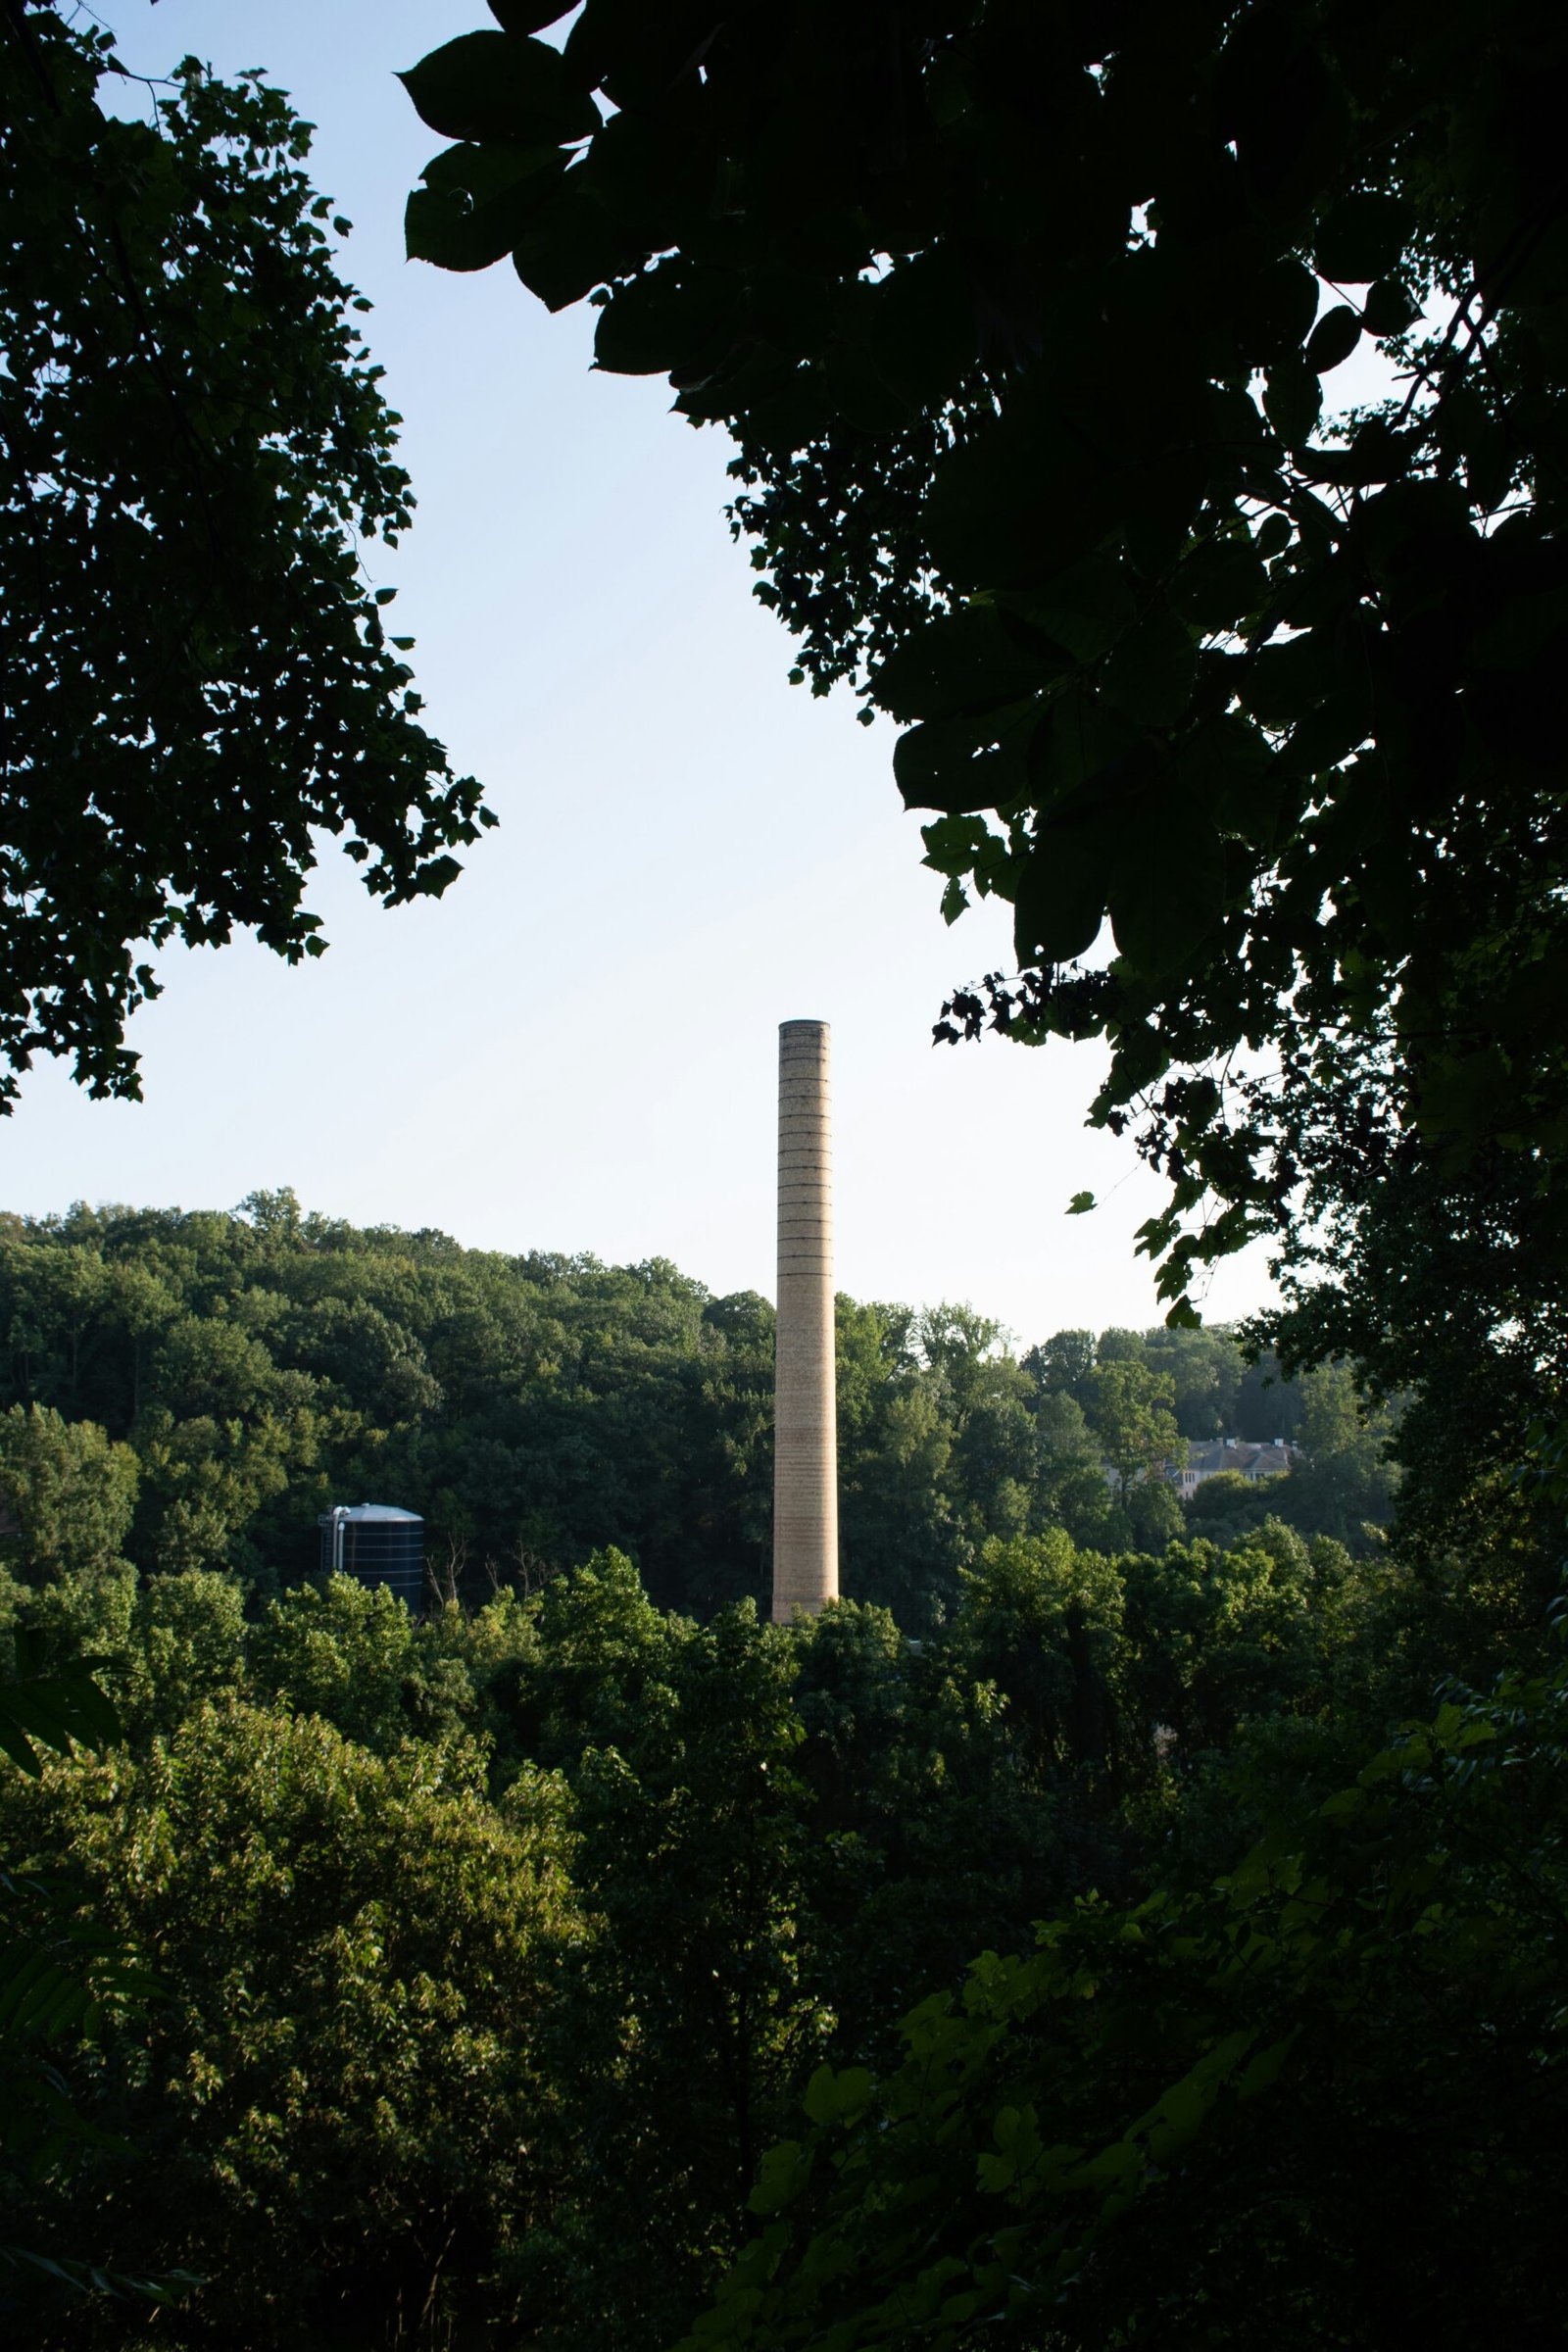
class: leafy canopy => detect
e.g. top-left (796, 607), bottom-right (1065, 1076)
top-left (399, 0), bottom-right (1568, 1371)
top-left (0, 5), bottom-right (494, 1109)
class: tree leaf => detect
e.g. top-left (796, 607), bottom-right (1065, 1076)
top-left (872, 607), bottom-right (1054, 723)
top-left (1026, 684), bottom-right (1145, 813)
top-left (1262, 356), bottom-right (1322, 448)
top-left (997, 554), bottom-right (1136, 663)
top-left (488, 0), bottom-right (577, 30)
top-left (1106, 790), bottom-right (1225, 975)
top-left (922, 395), bottom-right (1126, 591)
top-left (406, 142), bottom-right (564, 272)
top-left (1303, 304), bottom-right (1362, 374)
top-left (894, 702), bottom-right (1040, 814)
top-left (1362, 275), bottom-right (1421, 336)
top-left (869, 248), bottom-right (980, 409)
top-left (594, 258), bottom-right (738, 377)
top-left (514, 173), bottom-right (648, 311)
top-left (1011, 818), bottom-right (1111, 965)
top-left (398, 32), bottom-right (600, 148)
top-left (1102, 602), bottom-right (1198, 727)
top-left (802, 2064), bottom-right (872, 2125)
top-left (1235, 253), bottom-right (1321, 359)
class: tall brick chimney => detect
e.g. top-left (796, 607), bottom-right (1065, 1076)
top-left (772, 1019), bottom-right (839, 1620)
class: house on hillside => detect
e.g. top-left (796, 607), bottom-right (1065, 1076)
top-left (1172, 1437), bottom-right (1298, 1499)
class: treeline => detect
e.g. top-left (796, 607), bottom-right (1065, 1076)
top-left (0, 1195), bottom-right (1394, 1631)
top-left (0, 1510), bottom-right (1501, 2348)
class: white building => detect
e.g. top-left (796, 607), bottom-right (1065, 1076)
top-left (1172, 1436), bottom-right (1298, 1500)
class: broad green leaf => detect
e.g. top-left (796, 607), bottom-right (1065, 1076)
top-left (1298, 416), bottom-right (1409, 488)
top-left (514, 174), bottom-right (646, 311)
top-left (922, 389), bottom-right (1127, 591)
top-left (594, 258), bottom-right (738, 377)
top-left (1262, 355), bottom-right (1322, 448)
top-left (869, 248), bottom-right (980, 409)
top-left (1177, 710), bottom-right (1283, 840)
top-left (406, 142), bottom-right (564, 272)
top-left (0, 1655), bottom-right (123, 1778)
top-left (1412, 1049), bottom-right (1515, 1143)
top-left (1171, 535), bottom-right (1269, 634)
top-left (749, 2138), bottom-right (810, 2215)
top-left (1102, 602), bottom-right (1198, 727)
top-left (398, 32), bottom-right (600, 148)
top-left (1011, 818), bottom-right (1111, 965)
top-left (1304, 303), bottom-right (1362, 373)
top-left (1106, 790), bottom-right (1225, 975)
top-left (802, 2065), bottom-right (872, 2126)
top-left (1237, 632), bottom-right (1328, 727)
top-left (894, 702), bottom-right (1040, 815)
top-left (997, 553), bottom-right (1136, 663)
top-left (1235, 253), bottom-right (1320, 359)
top-left (919, 812), bottom-right (995, 879)
top-left (872, 607), bottom-right (1054, 724)
top-left (1362, 274), bottom-right (1421, 335)
top-left (488, 0), bottom-right (577, 29)
top-left (815, 346), bottom-right (916, 438)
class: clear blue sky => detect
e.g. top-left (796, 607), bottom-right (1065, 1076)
top-left (3, 0), bottom-right (1280, 1342)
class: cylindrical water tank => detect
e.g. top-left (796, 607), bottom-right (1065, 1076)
top-left (318, 1503), bottom-right (424, 1615)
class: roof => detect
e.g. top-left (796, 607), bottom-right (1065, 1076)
top-left (1185, 1440), bottom-right (1297, 1475)
top-left (319, 1503), bottom-right (422, 1524)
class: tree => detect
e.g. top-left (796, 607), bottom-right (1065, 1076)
top-left (1, 1697), bottom-right (576, 2345)
top-left (251, 1573), bottom-right (418, 1751)
top-left (1028, 1390), bottom-right (1112, 1543)
top-left (0, 1404), bottom-right (138, 1586)
top-left (399, 0), bottom-right (1568, 1484)
top-left (1084, 1359), bottom-right (1181, 1501)
top-left (522, 1558), bottom-right (824, 2349)
top-left (0, 4), bottom-right (493, 1109)
top-left (0, 1629), bottom-right (200, 2313)
top-left (945, 1531), bottom-right (1126, 1785)
top-left (1144, 1323), bottom-right (1246, 1441)
top-left (1023, 1332), bottom-right (1098, 1409)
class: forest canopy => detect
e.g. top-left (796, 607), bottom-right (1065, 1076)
top-left (1, 1198), bottom-right (1555, 2346)
top-left (0, 1194), bottom-right (1396, 1627)
top-left (0, 1198), bottom-right (1555, 2344)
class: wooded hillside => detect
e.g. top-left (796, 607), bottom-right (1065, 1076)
top-left (0, 1193), bottom-right (1392, 1633)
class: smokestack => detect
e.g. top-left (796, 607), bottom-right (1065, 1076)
top-left (773, 1019), bottom-right (839, 1621)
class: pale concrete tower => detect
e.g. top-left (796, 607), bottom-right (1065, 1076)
top-left (772, 1019), bottom-right (839, 1621)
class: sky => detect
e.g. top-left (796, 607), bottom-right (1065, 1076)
top-left (2, 0), bottom-right (1284, 1343)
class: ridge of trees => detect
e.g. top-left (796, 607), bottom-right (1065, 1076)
top-left (0, 1193), bottom-right (1396, 1631)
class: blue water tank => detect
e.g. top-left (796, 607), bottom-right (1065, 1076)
top-left (318, 1503), bottom-right (424, 1616)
